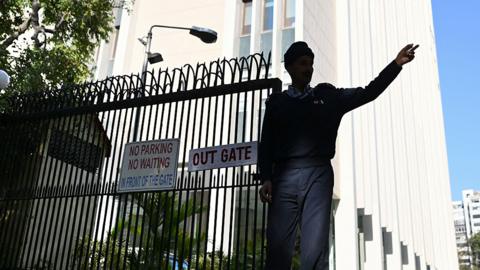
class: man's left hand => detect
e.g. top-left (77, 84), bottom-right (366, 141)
top-left (395, 43), bottom-right (419, 66)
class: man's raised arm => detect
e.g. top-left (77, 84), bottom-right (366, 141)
top-left (335, 44), bottom-right (418, 113)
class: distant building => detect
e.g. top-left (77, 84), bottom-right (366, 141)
top-left (462, 190), bottom-right (480, 239)
top-left (453, 201), bottom-right (471, 266)
top-left (451, 190), bottom-right (480, 268)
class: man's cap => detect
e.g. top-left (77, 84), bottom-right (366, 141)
top-left (283, 41), bottom-right (314, 68)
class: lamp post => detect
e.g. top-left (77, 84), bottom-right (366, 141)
top-left (0, 70), bottom-right (10, 90)
top-left (132, 25), bottom-right (217, 141)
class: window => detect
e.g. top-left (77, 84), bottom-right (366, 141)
top-left (263, 0), bottom-right (274, 31)
top-left (473, 214), bottom-right (480, 219)
top-left (283, 0), bottom-right (295, 28)
top-left (260, 0), bottom-right (274, 55)
top-left (401, 242), bottom-right (409, 265)
top-left (241, 1), bottom-right (252, 35)
top-left (415, 254), bottom-right (421, 270)
top-left (239, 1), bottom-right (252, 57)
top-left (48, 130), bottom-right (104, 173)
top-left (281, 0), bottom-right (295, 57)
top-left (110, 29), bottom-right (120, 60)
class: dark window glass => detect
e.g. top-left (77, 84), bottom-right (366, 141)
top-left (48, 130), bottom-right (103, 173)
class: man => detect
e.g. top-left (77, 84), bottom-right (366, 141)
top-left (258, 41), bottom-right (418, 270)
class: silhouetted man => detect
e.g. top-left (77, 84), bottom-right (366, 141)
top-left (258, 41), bottom-right (418, 270)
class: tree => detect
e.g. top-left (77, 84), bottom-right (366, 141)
top-left (470, 232), bottom-right (480, 268)
top-left (0, 0), bottom-right (132, 104)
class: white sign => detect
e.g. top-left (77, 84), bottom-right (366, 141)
top-left (118, 139), bottom-right (180, 193)
top-left (188, 141), bottom-right (257, 171)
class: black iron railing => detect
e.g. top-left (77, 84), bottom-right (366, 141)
top-left (0, 52), bottom-right (283, 269)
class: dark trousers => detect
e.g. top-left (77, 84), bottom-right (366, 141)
top-left (265, 164), bottom-right (334, 270)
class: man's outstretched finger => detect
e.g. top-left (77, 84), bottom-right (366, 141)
top-left (402, 43), bottom-right (414, 53)
top-left (409, 44), bottom-right (420, 52)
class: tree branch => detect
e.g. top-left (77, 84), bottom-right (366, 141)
top-left (43, 13), bottom-right (67, 35)
top-left (55, 13), bottom-right (67, 30)
top-left (31, 0), bottom-right (43, 48)
top-left (1, 16), bottom-right (32, 48)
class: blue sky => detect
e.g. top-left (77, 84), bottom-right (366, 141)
top-left (431, 1), bottom-right (480, 201)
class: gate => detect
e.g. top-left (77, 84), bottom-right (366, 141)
top-left (0, 53), bottom-right (282, 269)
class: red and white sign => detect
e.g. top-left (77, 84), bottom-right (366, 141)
top-left (118, 139), bottom-right (179, 193)
top-left (188, 141), bottom-right (257, 171)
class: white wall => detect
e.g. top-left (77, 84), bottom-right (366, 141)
top-left (333, 0), bottom-right (458, 269)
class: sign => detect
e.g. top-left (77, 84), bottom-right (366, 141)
top-left (118, 139), bottom-right (180, 193)
top-left (188, 141), bottom-right (257, 171)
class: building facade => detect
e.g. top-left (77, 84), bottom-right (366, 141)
top-left (92, 0), bottom-right (458, 269)
top-left (453, 201), bottom-right (471, 267)
top-left (462, 190), bottom-right (480, 240)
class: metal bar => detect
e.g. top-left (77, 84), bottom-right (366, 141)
top-left (135, 99), bottom-right (156, 266)
top-left (82, 111), bottom-right (111, 269)
top-left (1, 120), bottom-right (40, 267)
top-left (44, 115), bottom-right (83, 268)
top-left (196, 69), bottom-right (215, 269)
top-left (142, 99), bottom-right (161, 267)
top-left (225, 91), bottom-right (235, 268)
top-left (26, 116), bottom-right (72, 268)
top-left (88, 109), bottom-right (116, 270)
top-left (101, 107), bottom-right (128, 270)
top-left (69, 112), bottom-right (98, 268)
top-left (179, 94), bottom-right (195, 270)
top-left (79, 118), bottom-right (103, 270)
top-left (114, 107), bottom-right (137, 270)
top-left (172, 89), bottom-right (187, 269)
top-left (217, 90), bottom-right (229, 270)
top-left (251, 88), bottom-right (263, 270)
top-left (162, 85), bottom-right (177, 270)
top-left (192, 89), bottom-right (208, 268)
top-left (57, 114), bottom-right (95, 269)
top-left (243, 90), bottom-right (254, 269)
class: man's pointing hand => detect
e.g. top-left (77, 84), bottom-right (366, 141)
top-left (395, 43), bottom-right (419, 66)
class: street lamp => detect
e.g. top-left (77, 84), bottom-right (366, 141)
top-left (138, 25), bottom-right (217, 75)
top-left (0, 70), bottom-right (10, 90)
top-left (132, 24), bottom-right (217, 141)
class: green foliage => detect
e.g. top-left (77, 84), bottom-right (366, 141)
top-left (470, 232), bottom-right (480, 267)
top-left (72, 190), bottom-right (269, 269)
top-left (0, 0), bottom-right (129, 99)
top-left (72, 192), bottom-right (209, 269)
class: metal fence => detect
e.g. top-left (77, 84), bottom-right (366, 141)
top-left (0, 52), bottom-right (283, 269)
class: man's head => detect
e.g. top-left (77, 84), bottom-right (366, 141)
top-left (284, 41), bottom-right (314, 87)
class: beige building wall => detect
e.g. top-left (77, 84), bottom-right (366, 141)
top-left (94, 0), bottom-right (228, 79)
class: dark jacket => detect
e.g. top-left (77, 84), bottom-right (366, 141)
top-left (258, 60), bottom-right (402, 183)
